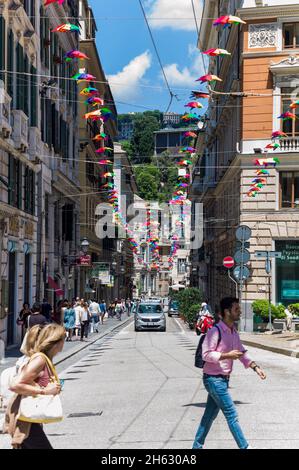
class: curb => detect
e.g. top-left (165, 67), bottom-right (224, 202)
top-left (54, 317), bottom-right (133, 366)
top-left (241, 339), bottom-right (299, 358)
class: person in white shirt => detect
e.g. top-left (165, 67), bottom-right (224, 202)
top-left (285, 307), bottom-right (293, 331)
top-left (74, 300), bottom-right (84, 339)
top-left (89, 300), bottom-right (100, 333)
top-left (80, 302), bottom-right (90, 341)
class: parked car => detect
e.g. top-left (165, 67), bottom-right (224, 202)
top-left (135, 302), bottom-right (166, 332)
top-left (168, 300), bottom-right (179, 317)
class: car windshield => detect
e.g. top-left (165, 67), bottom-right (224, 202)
top-left (138, 304), bottom-right (163, 314)
top-left (170, 301), bottom-right (178, 309)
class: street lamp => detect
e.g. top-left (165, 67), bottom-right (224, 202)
top-left (81, 237), bottom-right (90, 255)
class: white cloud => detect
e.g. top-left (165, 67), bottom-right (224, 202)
top-left (163, 44), bottom-right (206, 88)
top-left (107, 51), bottom-right (152, 101)
top-left (147, 0), bottom-right (202, 31)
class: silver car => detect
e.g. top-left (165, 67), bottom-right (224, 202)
top-left (135, 302), bottom-right (166, 332)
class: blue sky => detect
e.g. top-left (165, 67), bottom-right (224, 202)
top-left (89, 0), bottom-right (205, 115)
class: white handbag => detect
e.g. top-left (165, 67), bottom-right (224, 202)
top-left (18, 353), bottom-right (63, 424)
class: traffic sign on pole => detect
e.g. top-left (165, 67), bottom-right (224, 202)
top-left (234, 249), bottom-right (250, 264)
top-left (223, 257), bottom-right (235, 269)
top-left (236, 225), bottom-right (252, 242)
top-left (233, 265), bottom-right (250, 281)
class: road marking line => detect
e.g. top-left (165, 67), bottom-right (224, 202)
top-left (174, 318), bottom-right (185, 335)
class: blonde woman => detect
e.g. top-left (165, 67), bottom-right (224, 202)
top-left (5, 324), bottom-right (65, 449)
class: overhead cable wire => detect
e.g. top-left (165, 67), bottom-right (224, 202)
top-left (138, 0), bottom-right (179, 112)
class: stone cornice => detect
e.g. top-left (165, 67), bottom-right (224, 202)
top-left (237, 5), bottom-right (299, 21)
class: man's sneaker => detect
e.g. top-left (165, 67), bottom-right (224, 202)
top-left (246, 446), bottom-right (253, 449)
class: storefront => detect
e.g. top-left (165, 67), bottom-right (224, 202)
top-left (276, 241), bottom-right (299, 306)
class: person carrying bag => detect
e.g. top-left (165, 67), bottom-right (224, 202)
top-left (4, 324), bottom-right (65, 449)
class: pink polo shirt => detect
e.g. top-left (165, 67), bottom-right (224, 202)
top-left (202, 320), bottom-right (253, 376)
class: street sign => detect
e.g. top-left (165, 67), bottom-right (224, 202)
top-left (255, 251), bottom-right (282, 258)
top-left (236, 241), bottom-right (250, 249)
top-left (78, 255), bottom-right (92, 266)
top-left (223, 257), bottom-right (235, 269)
top-left (236, 225), bottom-right (252, 242)
top-left (233, 265), bottom-right (250, 281)
top-left (234, 249), bottom-right (250, 264)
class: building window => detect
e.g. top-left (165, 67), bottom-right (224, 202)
top-left (45, 194), bottom-right (49, 238)
top-left (178, 259), bottom-right (186, 274)
top-left (24, 167), bottom-right (35, 215)
top-left (280, 172), bottom-right (299, 208)
top-left (9, 155), bottom-right (22, 209)
top-left (0, 16), bottom-right (6, 85)
top-left (281, 88), bottom-right (299, 136)
top-left (283, 23), bottom-right (299, 49)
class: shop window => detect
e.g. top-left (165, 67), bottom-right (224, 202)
top-left (283, 23), bottom-right (299, 49)
top-left (280, 172), bottom-right (299, 208)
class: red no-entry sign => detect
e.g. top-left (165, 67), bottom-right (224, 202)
top-left (223, 256), bottom-right (235, 269)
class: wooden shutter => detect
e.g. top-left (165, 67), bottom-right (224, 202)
top-left (0, 17), bottom-right (5, 84)
top-left (24, 54), bottom-right (29, 116)
top-left (7, 30), bottom-right (14, 99)
top-left (30, 65), bottom-right (37, 126)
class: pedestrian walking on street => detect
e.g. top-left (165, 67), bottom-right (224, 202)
top-left (27, 303), bottom-right (48, 329)
top-left (285, 306), bottom-right (293, 331)
top-left (126, 298), bottom-right (131, 316)
top-left (17, 303), bottom-right (32, 340)
top-left (80, 303), bottom-right (90, 341)
top-left (89, 299), bottom-right (101, 333)
top-left (41, 298), bottom-right (53, 323)
top-left (108, 302), bottom-right (115, 318)
top-left (74, 300), bottom-right (83, 339)
top-left (63, 302), bottom-right (75, 341)
top-left (115, 299), bottom-right (123, 321)
top-left (6, 324), bottom-right (65, 449)
top-left (99, 300), bottom-right (107, 325)
top-left (192, 297), bottom-right (266, 450)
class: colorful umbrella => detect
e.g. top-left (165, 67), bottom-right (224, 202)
top-left (65, 50), bottom-right (89, 62)
top-left (80, 87), bottom-right (99, 97)
top-left (196, 74), bottom-right (222, 83)
top-left (213, 15), bottom-right (246, 27)
top-left (203, 48), bottom-right (231, 56)
top-left (72, 73), bottom-right (96, 83)
top-left (190, 91), bottom-right (210, 99)
top-left (51, 23), bottom-right (79, 33)
top-left (184, 101), bottom-right (203, 109)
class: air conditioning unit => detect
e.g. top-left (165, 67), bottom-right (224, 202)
top-left (0, 89), bottom-right (12, 139)
top-left (11, 109), bottom-right (29, 153)
top-left (28, 127), bottom-right (42, 160)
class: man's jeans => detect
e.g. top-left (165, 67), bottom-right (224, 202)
top-left (192, 374), bottom-right (249, 449)
top-left (90, 316), bottom-right (100, 333)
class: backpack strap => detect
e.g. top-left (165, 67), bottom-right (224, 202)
top-left (214, 324), bottom-right (222, 348)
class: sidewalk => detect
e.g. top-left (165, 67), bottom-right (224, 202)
top-left (240, 331), bottom-right (299, 358)
top-left (0, 315), bottom-right (133, 375)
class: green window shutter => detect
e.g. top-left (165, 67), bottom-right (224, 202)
top-left (16, 43), bottom-right (23, 110)
top-left (30, 65), bottom-right (37, 126)
top-left (24, 54), bottom-right (29, 116)
top-left (17, 161), bottom-right (22, 210)
top-left (31, 170), bottom-right (35, 215)
top-left (7, 30), bottom-right (14, 99)
top-left (0, 17), bottom-right (6, 85)
top-left (40, 7), bottom-right (44, 64)
top-left (8, 155), bottom-right (14, 206)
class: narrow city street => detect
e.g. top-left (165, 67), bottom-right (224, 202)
top-left (2, 317), bottom-right (299, 450)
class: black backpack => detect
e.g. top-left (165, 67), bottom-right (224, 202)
top-left (194, 324), bottom-right (221, 369)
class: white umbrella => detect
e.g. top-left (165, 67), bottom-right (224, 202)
top-left (171, 284), bottom-right (185, 290)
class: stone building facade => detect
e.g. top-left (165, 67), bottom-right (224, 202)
top-left (190, 0), bottom-right (299, 330)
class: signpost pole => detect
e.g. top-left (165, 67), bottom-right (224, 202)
top-left (228, 269), bottom-right (238, 298)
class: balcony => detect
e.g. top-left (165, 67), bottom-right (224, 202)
top-left (11, 109), bottom-right (28, 153)
top-left (0, 88), bottom-right (12, 139)
top-left (28, 127), bottom-right (42, 161)
top-left (279, 137), bottom-right (299, 152)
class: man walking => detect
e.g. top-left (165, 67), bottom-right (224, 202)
top-left (89, 299), bottom-right (101, 333)
top-left (99, 300), bottom-right (107, 325)
top-left (192, 297), bottom-right (266, 449)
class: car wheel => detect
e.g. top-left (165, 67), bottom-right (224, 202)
top-left (168, 313), bottom-right (172, 317)
top-left (134, 326), bottom-right (139, 332)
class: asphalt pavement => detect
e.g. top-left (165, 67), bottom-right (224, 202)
top-left (1, 316), bottom-right (299, 449)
